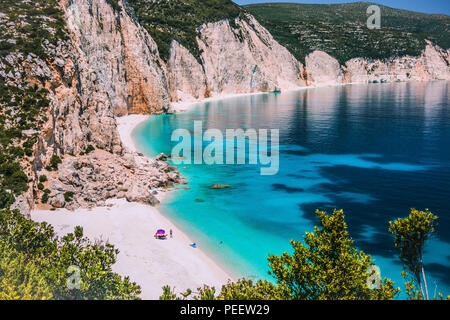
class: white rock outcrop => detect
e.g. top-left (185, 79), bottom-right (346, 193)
top-left (168, 40), bottom-right (208, 101)
top-left (305, 51), bottom-right (344, 86)
top-left (65, 0), bottom-right (170, 116)
top-left (305, 42), bottom-right (450, 87)
top-left (168, 14), bottom-right (306, 102)
top-left (344, 41), bottom-right (450, 84)
top-left (41, 149), bottom-right (183, 210)
top-left (7, 0), bottom-right (449, 215)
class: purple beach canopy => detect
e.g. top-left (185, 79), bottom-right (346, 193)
top-left (157, 229), bottom-right (166, 234)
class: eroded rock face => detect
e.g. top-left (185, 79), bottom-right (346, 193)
top-left (36, 0), bottom-right (172, 162)
top-left (42, 149), bottom-right (183, 210)
top-left (65, 0), bottom-right (171, 116)
top-left (199, 14), bottom-right (306, 95)
top-left (168, 13), bottom-right (306, 102)
top-left (303, 42), bottom-right (450, 87)
top-left (168, 40), bottom-right (208, 102)
top-left (305, 51), bottom-right (344, 86)
top-left (29, 0), bottom-right (177, 215)
top-left (344, 41), bottom-right (450, 84)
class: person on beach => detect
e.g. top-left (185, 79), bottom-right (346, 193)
top-left (170, 229), bottom-right (173, 238)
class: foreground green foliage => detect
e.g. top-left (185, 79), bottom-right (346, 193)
top-left (160, 279), bottom-right (278, 300)
top-left (245, 2), bottom-right (450, 64)
top-left (267, 209), bottom-right (398, 300)
top-left (125, 0), bottom-right (244, 61)
top-left (389, 208), bottom-right (439, 300)
top-left (0, 239), bottom-right (53, 300)
top-left (0, 209), bottom-right (141, 300)
top-left (161, 209), bottom-right (399, 300)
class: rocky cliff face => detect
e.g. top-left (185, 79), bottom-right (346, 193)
top-left (168, 13), bottom-right (306, 102)
top-left (305, 51), bottom-right (344, 86)
top-left (305, 41), bottom-right (450, 86)
top-left (31, 0), bottom-right (186, 214)
top-left (65, 0), bottom-right (171, 117)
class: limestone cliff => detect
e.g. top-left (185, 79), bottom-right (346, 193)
top-left (305, 41), bottom-right (450, 86)
top-left (168, 13), bottom-right (306, 102)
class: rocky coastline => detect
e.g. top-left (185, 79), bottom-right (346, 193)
top-left (3, 0), bottom-right (448, 215)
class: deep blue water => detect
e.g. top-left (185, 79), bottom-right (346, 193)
top-left (134, 81), bottom-right (450, 298)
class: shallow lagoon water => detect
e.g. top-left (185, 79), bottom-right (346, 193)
top-left (134, 81), bottom-right (450, 297)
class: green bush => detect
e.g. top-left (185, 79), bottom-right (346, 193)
top-left (0, 189), bottom-right (14, 209)
top-left (63, 192), bottom-right (74, 202)
top-left (39, 175), bottom-right (48, 183)
top-left (0, 239), bottom-right (53, 299)
top-left (84, 145), bottom-right (95, 155)
top-left (1, 167), bottom-right (29, 195)
top-left (47, 155), bottom-right (62, 171)
top-left (0, 209), bottom-right (141, 299)
top-left (37, 183), bottom-right (44, 190)
top-left (41, 193), bottom-right (49, 204)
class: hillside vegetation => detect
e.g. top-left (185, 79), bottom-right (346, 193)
top-left (244, 2), bottom-right (450, 64)
top-left (124, 0), bottom-right (244, 61)
top-left (0, 0), bottom-right (68, 208)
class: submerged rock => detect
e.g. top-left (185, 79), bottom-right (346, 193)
top-left (211, 184), bottom-right (232, 189)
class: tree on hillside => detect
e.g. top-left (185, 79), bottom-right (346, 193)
top-left (389, 208), bottom-right (438, 300)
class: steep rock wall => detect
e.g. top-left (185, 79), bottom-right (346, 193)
top-left (21, 0), bottom-right (179, 214)
top-left (305, 51), bottom-right (344, 86)
top-left (168, 40), bottom-right (208, 101)
top-left (306, 41), bottom-right (450, 86)
top-left (64, 0), bottom-right (170, 116)
top-left (168, 13), bottom-right (306, 101)
top-left (37, 0), bottom-right (172, 163)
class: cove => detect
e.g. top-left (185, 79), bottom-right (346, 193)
top-left (133, 81), bottom-right (450, 298)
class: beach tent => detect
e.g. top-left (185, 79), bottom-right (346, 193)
top-left (155, 229), bottom-right (167, 239)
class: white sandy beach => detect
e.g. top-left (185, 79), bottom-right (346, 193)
top-left (116, 114), bottom-right (149, 153)
top-left (31, 199), bottom-right (232, 299)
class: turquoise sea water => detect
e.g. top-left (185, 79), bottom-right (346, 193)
top-left (134, 81), bottom-right (450, 298)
